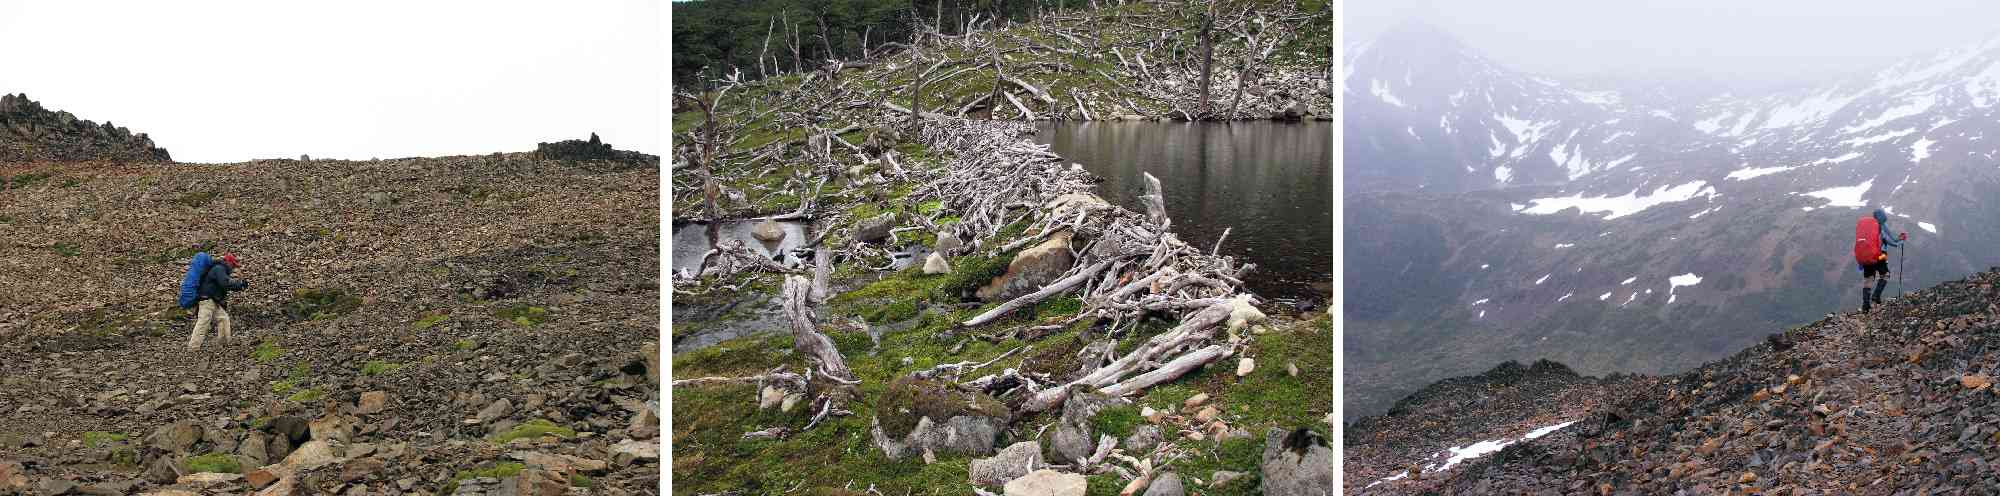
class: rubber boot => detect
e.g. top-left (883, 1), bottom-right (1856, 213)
top-left (1874, 278), bottom-right (1889, 305)
top-left (1861, 287), bottom-right (1873, 313)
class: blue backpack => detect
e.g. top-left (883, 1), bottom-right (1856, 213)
top-left (178, 252), bottom-right (212, 308)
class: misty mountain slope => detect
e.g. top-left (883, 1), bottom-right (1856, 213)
top-left (1352, 268), bottom-right (2000, 494)
top-left (1345, 23), bottom-right (2000, 420)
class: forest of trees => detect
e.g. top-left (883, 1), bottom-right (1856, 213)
top-left (672, 0), bottom-right (1094, 87)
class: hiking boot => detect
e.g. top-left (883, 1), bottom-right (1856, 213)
top-left (1861, 288), bottom-right (1873, 313)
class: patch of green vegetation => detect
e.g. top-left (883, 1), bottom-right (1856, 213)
top-left (108, 446), bottom-right (138, 467)
top-left (1034, 296), bottom-right (1082, 320)
top-left (875, 377), bottom-right (1008, 438)
top-left (59, 178), bottom-right (80, 188)
top-left (2, 171), bottom-right (52, 189)
top-left (359, 360), bottom-right (403, 376)
top-left (250, 340), bottom-right (284, 363)
top-left (81, 431), bottom-right (127, 448)
top-left (173, 191), bottom-right (218, 207)
top-left (570, 474), bottom-right (594, 488)
top-left (270, 379), bottom-right (296, 396)
top-left (282, 288), bottom-right (361, 321)
top-left (490, 419), bottom-right (577, 444)
top-left (1170, 436), bottom-right (1265, 495)
top-left (495, 305), bottom-right (551, 327)
top-left (52, 242), bottom-right (80, 257)
top-left (453, 338), bottom-right (479, 351)
top-left (181, 452), bottom-right (241, 474)
top-left (915, 199), bottom-right (944, 216)
top-left (443, 461), bottom-right (526, 493)
top-left (413, 313), bottom-right (450, 330)
top-left (286, 387), bottom-right (324, 403)
top-left (1090, 404), bottom-right (1142, 439)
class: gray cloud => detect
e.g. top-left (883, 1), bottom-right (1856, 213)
top-left (1348, 0), bottom-right (2000, 91)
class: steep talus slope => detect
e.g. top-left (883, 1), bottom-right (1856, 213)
top-left (1, 93), bottom-right (171, 164)
top-left (0, 102), bottom-right (663, 495)
top-left (1356, 268), bottom-right (2000, 494)
top-left (1346, 23), bottom-right (2000, 419)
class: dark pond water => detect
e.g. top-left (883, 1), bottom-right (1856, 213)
top-left (669, 220), bottom-right (809, 276)
top-left (1034, 121), bottom-right (1331, 301)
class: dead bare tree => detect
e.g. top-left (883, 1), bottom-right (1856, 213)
top-left (760, 15), bottom-right (776, 78)
top-left (1195, 4), bottom-right (1215, 120)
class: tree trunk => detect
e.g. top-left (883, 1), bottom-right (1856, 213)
top-left (760, 16), bottom-right (775, 78)
top-left (783, 275), bottom-right (852, 381)
top-left (1196, 10), bottom-right (1214, 120)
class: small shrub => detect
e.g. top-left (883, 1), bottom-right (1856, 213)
top-left (453, 339), bottom-right (479, 351)
top-left (494, 305), bottom-right (551, 327)
top-left (359, 360), bottom-right (403, 376)
top-left (286, 387), bottom-right (324, 403)
top-left (182, 452), bottom-right (241, 473)
top-left (81, 431), bottom-right (127, 448)
top-left (413, 313), bottom-right (450, 330)
top-left (250, 341), bottom-right (284, 363)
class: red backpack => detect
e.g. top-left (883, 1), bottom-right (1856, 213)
top-left (1854, 216), bottom-right (1882, 264)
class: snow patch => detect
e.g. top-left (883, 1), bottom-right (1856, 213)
top-left (1911, 136), bottom-right (1936, 163)
top-left (1842, 94), bottom-right (1937, 134)
top-left (1621, 277), bottom-right (1637, 285)
top-left (1667, 273), bottom-right (1702, 304)
top-left (1553, 243), bottom-right (1574, 249)
top-left (1370, 78), bottom-right (1404, 107)
top-left (1369, 421), bottom-right (1578, 489)
top-left (1522, 181), bottom-right (1715, 220)
top-left (1800, 177), bottom-right (1875, 208)
top-left (1558, 292), bottom-right (1573, 302)
top-left (1919, 221), bottom-right (1937, 234)
top-left (1727, 165), bottom-right (1798, 181)
top-left (1535, 273), bottom-right (1551, 285)
top-left (1598, 292), bottom-right (1612, 301)
top-left (1471, 298), bottom-right (1490, 307)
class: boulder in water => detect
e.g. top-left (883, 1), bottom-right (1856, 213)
top-left (751, 219), bottom-right (787, 243)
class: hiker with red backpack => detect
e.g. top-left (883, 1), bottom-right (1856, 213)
top-left (180, 252), bottom-right (248, 349)
top-left (1854, 209), bottom-right (1906, 313)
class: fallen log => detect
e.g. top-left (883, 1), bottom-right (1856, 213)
top-left (962, 259), bottom-right (1113, 327)
top-left (783, 275), bottom-right (853, 381)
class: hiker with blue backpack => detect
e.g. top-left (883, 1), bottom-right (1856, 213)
top-left (1854, 209), bottom-right (1906, 313)
top-left (179, 252), bottom-right (248, 349)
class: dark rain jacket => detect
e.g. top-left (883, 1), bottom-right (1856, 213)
top-left (196, 263), bottom-right (247, 307)
top-left (1873, 209), bottom-right (1903, 249)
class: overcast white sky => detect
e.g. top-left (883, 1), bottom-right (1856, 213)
top-left (1348, 0), bottom-right (2000, 91)
top-left (0, 1), bottom-right (659, 163)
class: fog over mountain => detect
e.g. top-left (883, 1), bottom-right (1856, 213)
top-left (1348, 0), bottom-right (2000, 93)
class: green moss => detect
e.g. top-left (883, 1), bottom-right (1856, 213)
top-left (81, 431), bottom-right (127, 448)
top-left (453, 338), bottom-right (479, 351)
top-left (1169, 436), bottom-right (1265, 495)
top-left (286, 387), bottom-right (325, 403)
top-left (108, 446), bottom-right (138, 467)
top-left (447, 461), bottom-right (525, 492)
top-left (413, 313), bottom-right (450, 330)
top-left (875, 377), bottom-right (1008, 438)
top-left (269, 380), bottom-right (296, 395)
top-left (173, 191), bottom-right (218, 207)
top-left (570, 474), bottom-right (594, 488)
top-left (495, 305), bottom-right (551, 327)
top-left (250, 340), bottom-right (284, 363)
top-left (283, 288), bottom-right (361, 321)
top-left (182, 452), bottom-right (242, 474)
top-left (1090, 405), bottom-right (1141, 439)
top-left (491, 419), bottom-right (577, 444)
top-left (53, 242), bottom-right (80, 257)
top-left (359, 360), bottom-right (403, 376)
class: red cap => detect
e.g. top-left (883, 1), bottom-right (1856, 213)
top-left (222, 254), bottom-right (239, 267)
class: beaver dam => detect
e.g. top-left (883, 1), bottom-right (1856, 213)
top-left (668, 0), bottom-right (1330, 493)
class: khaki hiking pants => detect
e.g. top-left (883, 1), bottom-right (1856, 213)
top-left (188, 300), bottom-right (233, 349)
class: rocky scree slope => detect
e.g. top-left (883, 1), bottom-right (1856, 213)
top-left (1, 93), bottom-right (171, 164)
top-left (0, 103), bottom-right (662, 495)
top-left (1353, 268), bottom-right (2000, 494)
top-left (1346, 22), bottom-right (2000, 419)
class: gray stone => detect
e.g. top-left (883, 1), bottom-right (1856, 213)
top-left (477, 398), bottom-right (515, 424)
top-left (922, 252), bottom-right (952, 274)
top-left (854, 213), bottom-right (898, 243)
top-left (1003, 469), bottom-right (1086, 496)
top-left (1143, 472), bottom-right (1184, 496)
top-left (1051, 388), bottom-right (1127, 463)
top-left (238, 432), bottom-right (271, 466)
top-left (934, 231), bottom-right (963, 253)
top-left (751, 219), bottom-right (787, 243)
top-left (1123, 425), bottom-right (1164, 453)
top-left (970, 441), bottom-right (1044, 486)
top-left (1259, 428), bottom-right (1332, 496)
top-left (268, 416), bottom-right (310, 444)
top-left (147, 420), bottom-right (201, 453)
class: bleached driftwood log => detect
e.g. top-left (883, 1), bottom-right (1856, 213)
top-left (783, 275), bottom-right (853, 382)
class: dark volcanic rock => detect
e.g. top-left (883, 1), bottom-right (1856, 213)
top-left (533, 132), bottom-right (658, 166)
top-left (0, 93), bottom-right (172, 163)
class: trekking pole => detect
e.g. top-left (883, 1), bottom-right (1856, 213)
top-left (1898, 232), bottom-right (1907, 297)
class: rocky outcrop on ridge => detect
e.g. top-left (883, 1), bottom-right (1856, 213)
top-left (0, 93), bottom-right (172, 164)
